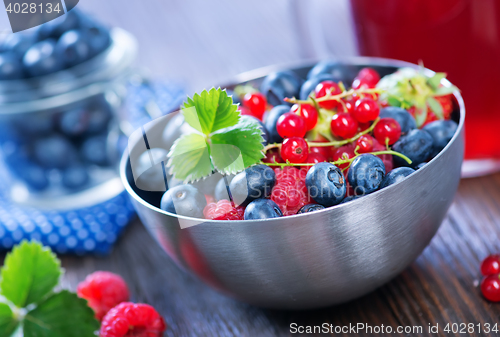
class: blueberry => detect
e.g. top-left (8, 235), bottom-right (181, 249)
top-left (37, 10), bottom-right (83, 40)
top-left (263, 105), bottom-right (289, 144)
top-left (59, 108), bottom-right (89, 136)
top-left (379, 107), bottom-right (417, 135)
top-left (191, 173), bottom-right (224, 196)
top-left (241, 115), bottom-right (269, 146)
top-left (380, 167), bottom-right (415, 188)
top-left (11, 113), bottom-right (54, 136)
top-left (244, 199), bottom-right (282, 220)
top-left (299, 73), bottom-right (336, 100)
top-left (340, 195), bottom-right (361, 204)
top-left (307, 60), bottom-right (356, 83)
top-left (226, 89), bottom-right (241, 105)
top-left (347, 154), bottom-right (386, 195)
top-left (23, 40), bottom-right (62, 77)
top-left (229, 164), bottom-right (276, 206)
top-left (0, 52), bottom-right (24, 80)
top-left (392, 129), bottom-right (434, 168)
top-left (134, 148), bottom-right (169, 191)
top-left (82, 23), bottom-right (111, 57)
top-left (422, 120), bottom-right (458, 157)
top-left (62, 165), bottom-right (89, 189)
top-left (215, 175), bottom-right (234, 201)
top-left (416, 162), bottom-right (427, 169)
top-left (86, 103), bottom-right (112, 134)
top-left (55, 30), bottom-right (91, 68)
top-left (297, 203), bottom-right (325, 214)
top-left (160, 184), bottom-right (207, 218)
top-left (0, 32), bottom-right (37, 57)
top-left (306, 162), bottom-right (346, 206)
top-left (33, 135), bottom-right (77, 169)
top-left (81, 135), bottom-right (109, 166)
top-left (260, 71), bottom-right (302, 106)
top-left (18, 163), bottom-right (49, 191)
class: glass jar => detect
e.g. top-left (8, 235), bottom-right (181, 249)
top-left (0, 28), bottom-right (137, 209)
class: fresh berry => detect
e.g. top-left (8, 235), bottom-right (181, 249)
top-left (332, 144), bottom-right (356, 171)
top-left (244, 199), bottom-right (283, 220)
top-left (280, 137), bottom-right (309, 163)
top-left (263, 148), bottom-right (284, 164)
top-left (34, 135), bottom-right (78, 169)
top-left (342, 97), bottom-right (357, 113)
top-left (214, 175), bottom-right (234, 201)
top-left (353, 98), bottom-right (380, 123)
top-left (276, 112), bottom-right (307, 138)
top-left (352, 67), bottom-right (380, 89)
top-left (480, 274), bottom-right (500, 302)
top-left (411, 94), bottom-right (454, 126)
top-left (380, 167), bottom-right (415, 188)
top-left (203, 200), bottom-right (244, 220)
top-left (55, 30), bottom-right (91, 68)
top-left (307, 152), bottom-right (327, 165)
top-left (297, 204), bottom-right (325, 214)
top-left (243, 92), bottom-right (267, 120)
top-left (355, 134), bottom-right (375, 153)
top-left (23, 39), bottom-right (62, 77)
top-left (0, 52), bottom-right (23, 80)
top-left (264, 105), bottom-right (290, 144)
top-left (300, 73), bottom-right (336, 100)
top-left (82, 22), bottom-right (111, 57)
top-left (481, 255), bottom-right (500, 276)
top-left (100, 302), bottom-right (166, 337)
top-left (160, 184), bottom-right (207, 218)
top-left (422, 120), bottom-right (458, 157)
top-left (229, 164), bottom-right (276, 206)
top-left (348, 154), bottom-right (386, 195)
top-left (330, 112), bottom-right (358, 139)
top-left (315, 81), bottom-right (342, 110)
top-left (292, 103), bottom-right (318, 130)
top-left (77, 271), bottom-right (130, 321)
top-left (372, 139), bottom-right (394, 173)
top-left (310, 145), bottom-right (331, 161)
top-left (238, 105), bottom-right (253, 117)
top-left (374, 118), bottom-right (402, 145)
top-left (307, 60), bottom-right (356, 83)
top-left (306, 162), bottom-right (346, 206)
top-left (81, 135), bottom-right (109, 166)
top-left (392, 129), bottom-right (434, 168)
top-left (271, 167), bottom-right (309, 215)
top-left (260, 70), bottom-right (302, 106)
top-left (62, 165), bottom-right (90, 189)
top-left (379, 107), bottom-right (416, 135)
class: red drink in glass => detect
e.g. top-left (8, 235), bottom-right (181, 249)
top-left (350, 0), bottom-right (500, 176)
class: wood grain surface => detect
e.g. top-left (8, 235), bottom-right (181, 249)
top-left (0, 1), bottom-right (499, 336)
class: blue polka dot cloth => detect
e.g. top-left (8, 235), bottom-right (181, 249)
top-left (0, 80), bottom-right (185, 255)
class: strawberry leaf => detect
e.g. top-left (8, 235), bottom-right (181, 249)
top-left (183, 88), bottom-right (239, 135)
top-left (426, 96), bottom-right (444, 119)
top-left (210, 118), bottom-right (264, 175)
top-left (433, 85), bottom-right (458, 96)
top-left (0, 241), bottom-right (61, 308)
top-left (427, 72), bottom-right (446, 90)
top-left (23, 291), bottom-right (99, 337)
top-left (167, 133), bottom-right (213, 182)
top-left (0, 303), bottom-right (18, 336)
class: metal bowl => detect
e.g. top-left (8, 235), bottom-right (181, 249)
top-left (120, 57), bottom-right (465, 309)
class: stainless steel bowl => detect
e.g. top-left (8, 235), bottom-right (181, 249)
top-left (120, 57), bottom-right (465, 309)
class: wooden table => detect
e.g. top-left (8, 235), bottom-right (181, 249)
top-left (2, 1), bottom-right (500, 336)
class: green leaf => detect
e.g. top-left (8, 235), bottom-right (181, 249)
top-left (387, 96), bottom-right (402, 107)
top-left (0, 241), bottom-right (61, 308)
top-left (426, 96), bottom-right (444, 119)
top-left (427, 72), bottom-right (446, 90)
top-left (210, 118), bottom-right (264, 175)
top-left (23, 291), bottom-right (99, 337)
top-left (415, 105), bottom-right (428, 128)
top-left (433, 85), bottom-right (458, 96)
top-left (0, 303), bottom-right (18, 337)
top-left (167, 133), bottom-right (213, 182)
top-left (183, 88), bottom-right (240, 135)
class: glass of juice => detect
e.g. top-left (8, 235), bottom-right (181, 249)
top-left (350, 0), bottom-right (500, 177)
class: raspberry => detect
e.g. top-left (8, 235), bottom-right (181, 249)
top-left (77, 271), bottom-right (130, 320)
top-left (271, 167), bottom-right (310, 215)
top-left (100, 302), bottom-right (166, 337)
top-left (203, 199), bottom-right (245, 220)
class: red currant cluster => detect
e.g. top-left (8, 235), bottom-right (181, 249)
top-left (480, 254), bottom-right (500, 302)
top-left (238, 92), bottom-right (268, 120)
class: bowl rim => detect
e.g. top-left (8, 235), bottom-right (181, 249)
top-left (120, 56), bottom-right (465, 224)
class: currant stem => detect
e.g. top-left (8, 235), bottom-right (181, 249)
top-left (285, 88), bottom-right (384, 105)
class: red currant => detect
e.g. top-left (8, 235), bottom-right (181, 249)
top-left (315, 81), bottom-right (342, 110)
top-left (307, 152), bottom-right (326, 164)
top-left (331, 112), bottom-right (358, 139)
top-left (310, 146), bottom-right (330, 160)
top-left (263, 149), bottom-right (284, 164)
top-left (352, 67), bottom-right (380, 89)
top-left (481, 255), bottom-right (500, 276)
top-left (355, 134), bottom-right (375, 153)
top-left (481, 274), bottom-right (500, 302)
top-left (374, 118), bottom-right (401, 145)
top-left (243, 92), bottom-right (267, 120)
top-left (276, 112), bottom-right (307, 138)
top-left (342, 98), bottom-right (357, 113)
top-left (353, 98), bottom-right (380, 123)
top-left (332, 144), bottom-right (355, 171)
top-left (292, 103), bottom-right (318, 131)
top-left (281, 137), bottom-right (309, 163)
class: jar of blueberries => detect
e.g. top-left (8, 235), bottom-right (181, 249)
top-left (0, 10), bottom-right (137, 208)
